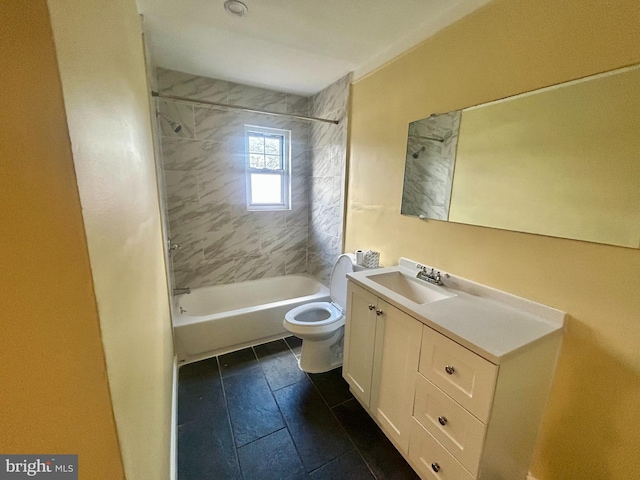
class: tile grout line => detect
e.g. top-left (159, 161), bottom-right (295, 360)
top-left (235, 426), bottom-right (289, 450)
top-left (216, 355), bottom-right (244, 480)
top-left (313, 381), bottom-right (379, 479)
top-left (315, 388), bottom-right (379, 480)
top-left (186, 338), bottom-right (414, 480)
top-left (278, 346), bottom-right (364, 478)
top-left (252, 343), bottom-right (310, 475)
top-left (328, 396), bottom-right (355, 410)
top-left (213, 340), bottom-right (396, 479)
top-left (305, 448), bottom-right (359, 476)
top-left (281, 339), bottom-right (365, 473)
top-left (287, 334), bottom-right (379, 480)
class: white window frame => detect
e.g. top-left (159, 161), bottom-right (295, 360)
top-left (244, 125), bottom-right (291, 211)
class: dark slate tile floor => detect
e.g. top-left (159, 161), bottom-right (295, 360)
top-left (178, 337), bottom-right (419, 480)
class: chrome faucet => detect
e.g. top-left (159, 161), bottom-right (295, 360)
top-left (416, 266), bottom-right (444, 286)
top-left (173, 287), bottom-right (191, 295)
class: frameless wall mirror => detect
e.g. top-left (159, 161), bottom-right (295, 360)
top-left (400, 64), bottom-right (640, 248)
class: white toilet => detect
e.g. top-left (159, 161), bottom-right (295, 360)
top-left (284, 254), bottom-right (362, 373)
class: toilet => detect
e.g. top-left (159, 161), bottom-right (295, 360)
top-left (284, 254), bottom-right (363, 373)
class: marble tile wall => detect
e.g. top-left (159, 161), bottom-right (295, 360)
top-left (307, 74), bottom-right (352, 285)
top-left (156, 68), bottom-right (311, 288)
top-left (401, 111), bottom-right (461, 220)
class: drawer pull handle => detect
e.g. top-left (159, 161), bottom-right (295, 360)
top-left (438, 416), bottom-right (448, 426)
top-left (431, 462), bottom-right (440, 473)
top-left (445, 365), bottom-right (455, 375)
top-left (376, 309), bottom-right (383, 316)
top-left (368, 304), bottom-right (375, 310)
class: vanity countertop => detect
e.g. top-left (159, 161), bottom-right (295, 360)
top-left (347, 258), bottom-right (565, 364)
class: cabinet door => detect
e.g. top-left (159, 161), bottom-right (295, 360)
top-left (343, 282), bottom-right (379, 407)
top-left (370, 300), bottom-right (422, 454)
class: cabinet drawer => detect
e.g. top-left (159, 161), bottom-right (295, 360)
top-left (409, 418), bottom-right (475, 480)
top-left (414, 374), bottom-right (486, 475)
top-left (419, 327), bottom-right (498, 422)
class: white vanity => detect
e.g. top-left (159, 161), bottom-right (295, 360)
top-left (343, 258), bottom-right (565, 480)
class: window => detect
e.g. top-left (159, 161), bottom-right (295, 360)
top-left (245, 125), bottom-right (291, 211)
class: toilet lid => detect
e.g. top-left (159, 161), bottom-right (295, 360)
top-left (330, 254), bottom-right (354, 310)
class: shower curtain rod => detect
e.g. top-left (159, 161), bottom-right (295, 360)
top-left (151, 91), bottom-right (340, 125)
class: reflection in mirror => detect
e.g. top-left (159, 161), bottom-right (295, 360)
top-left (401, 111), bottom-right (460, 220)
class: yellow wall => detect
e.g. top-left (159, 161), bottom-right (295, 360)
top-left (46, 0), bottom-right (175, 479)
top-left (346, 0), bottom-right (640, 478)
top-left (0, 1), bottom-right (124, 477)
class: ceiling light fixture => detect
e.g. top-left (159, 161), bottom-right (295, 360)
top-left (224, 0), bottom-right (248, 17)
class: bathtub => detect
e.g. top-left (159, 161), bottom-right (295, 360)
top-left (173, 274), bottom-right (330, 363)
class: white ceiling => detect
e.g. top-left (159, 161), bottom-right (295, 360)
top-left (137, 0), bottom-right (491, 96)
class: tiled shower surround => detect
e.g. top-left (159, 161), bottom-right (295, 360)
top-left (307, 74), bottom-right (351, 285)
top-left (157, 68), bottom-right (350, 288)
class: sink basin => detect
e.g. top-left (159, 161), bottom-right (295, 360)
top-left (367, 271), bottom-right (454, 305)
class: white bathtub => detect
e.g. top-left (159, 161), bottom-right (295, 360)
top-left (173, 274), bottom-right (330, 363)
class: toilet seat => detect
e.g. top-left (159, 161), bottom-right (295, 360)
top-left (285, 301), bottom-right (343, 327)
top-left (284, 254), bottom-right (353, 330)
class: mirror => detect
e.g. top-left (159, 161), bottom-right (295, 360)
top-left (401, 64), bottom-right (640, 248)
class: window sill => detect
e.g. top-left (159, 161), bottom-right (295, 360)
top-left (247, 205), bottom-right (291, 212)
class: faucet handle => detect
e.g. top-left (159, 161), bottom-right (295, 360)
top-left (416, 266), bottom-right (427, 279)
top-left (168, 243), bottom-right (181, 258)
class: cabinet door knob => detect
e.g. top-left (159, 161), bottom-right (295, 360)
top-left (376, 309), bottom-right (383, 316)
top-left (431, 462), bottom-right (440, 473)
top-left (445, 365), bottom-right (455, 375)
top-left (368, 304), bottom-right (375, 310)
top-left (438, 416), bottom-right (447, 426)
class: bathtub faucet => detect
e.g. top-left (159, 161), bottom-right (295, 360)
top-left (173, 287), bottom-right (191, 295)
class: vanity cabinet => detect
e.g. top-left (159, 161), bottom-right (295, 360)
top-left (343, 282), bottom-right (422, 453)
top-left (343, 278), bottom-right (562, 480)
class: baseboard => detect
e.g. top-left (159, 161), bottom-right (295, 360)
top-left (170, 355), bottom-right (178, 480)
top-left (178, 333), bottom-right (290, 365)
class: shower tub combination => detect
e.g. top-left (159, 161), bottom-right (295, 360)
top-left (173, 274), bottom-right (329, 363)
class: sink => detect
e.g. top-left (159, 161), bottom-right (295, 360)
top-left (367, 271), bottom-right (455, 305)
